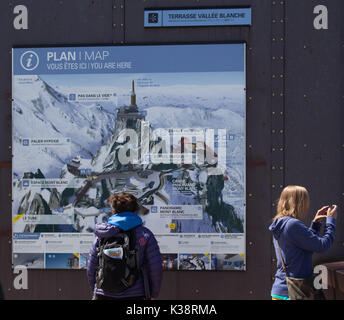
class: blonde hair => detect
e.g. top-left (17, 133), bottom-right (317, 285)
top-left (273, 185), bottom-right (310, 221)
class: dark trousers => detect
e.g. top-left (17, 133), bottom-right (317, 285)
top-left (93, 294), bottom-right (146, 300)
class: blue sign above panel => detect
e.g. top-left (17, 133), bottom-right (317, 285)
top-left (144, 8), bottom-right (252, 27)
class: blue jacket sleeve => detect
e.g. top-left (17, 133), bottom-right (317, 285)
top-left (86, 238), bottom-right (99, 294)
top-left (145, 233), bottom-right (163, 298)
top-left (288, 217), bottom-right (336, 253)
top-left (309, 221), bottom-right (322, 235)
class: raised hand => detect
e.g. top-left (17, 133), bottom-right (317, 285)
top-left (327, 205), bottom-right (338, 220)
top-left (313, 205), bottom-right (329, 223)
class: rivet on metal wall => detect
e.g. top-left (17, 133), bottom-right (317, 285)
top-left (113, 23), bottom-right (116, 27)
top-left (272, 1), bottom-right (276, 5)
top-left (280, 147), bottom-right (284, 152)
top-left (249, 290), bottom-right (253, 294)
top-left (272, 148), bottom-right (276, 152)
top-left (272, 166), bottom-right (276, 170)
top-left (280, 93), bottom-right (283, 97)
top-left (8, 146), bottom-right (12, 149)
top-left (304, 144), bottom-right (308, 148)
top-left (249, 241), bottom-right (253, 246)
top-left (272, 19), bottom-right (276, 23)
top-left (272, 111), bottom-right (276, 115)
top-left (272, 184), bottom-right (276, 188)
top-left (272, 56), bottom-right (276, 60)
top-left (280, 130), bottom-right (283, 134)
top-left (248, 145), bottom-right (252, 149)
top-left (120, 5), bottom-right (124, 9)
top-left (248, 97), bottom-right (252, 101)
top-left (272, 129), bottom-right (276, 134)
top-left (272, 74), bottom-right (276, 78)
top-left (272, 38), bottom-right (276, 42)
top-left (272, 92), bottom-right (276, 97)
top-left (120, 24), bottom-right (124, 27)
top-left (280, 19), bottom-right (284, 23)
top-left (248, 193), bottom-right (253, 197)
top-left (280, 185), bottom-right (283, 189)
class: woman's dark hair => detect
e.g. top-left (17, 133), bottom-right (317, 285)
top-left (108, 192), bottom-right (139, 213)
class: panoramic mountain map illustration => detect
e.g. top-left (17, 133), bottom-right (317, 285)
top-left (12, 44), bottom-right (246, 270)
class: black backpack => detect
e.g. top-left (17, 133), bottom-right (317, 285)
top-left (95, 228), bottom-right (140, 294)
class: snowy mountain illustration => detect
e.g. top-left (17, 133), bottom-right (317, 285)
top-left (13, 75), bottom-right (245, 235)
top-left (13, 75), bottom-right (116, 178)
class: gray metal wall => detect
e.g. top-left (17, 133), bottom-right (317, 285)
top-left (0, 0), bottom-right (342, 300)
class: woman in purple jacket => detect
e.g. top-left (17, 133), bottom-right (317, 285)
top-left (86, 192), bottom-right (163, 300)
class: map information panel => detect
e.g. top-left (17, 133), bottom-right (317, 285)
top-left (12, 44), bottom-right (246, 270)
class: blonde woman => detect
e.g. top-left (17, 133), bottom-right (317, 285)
top-left (269, 185), bottom-right (337, 300)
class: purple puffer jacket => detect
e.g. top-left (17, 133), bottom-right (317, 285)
top-left (86, 223), bottom-right (163, 299)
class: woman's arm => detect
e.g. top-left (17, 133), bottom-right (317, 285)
top-left (289, 216), bottom-right (336, 253)
top-left (86, 238), bottom-right (100, 293)
top-left (145, 233), bottom-right (163, 299)
top-left (309, 221), bottom-right (322, 235)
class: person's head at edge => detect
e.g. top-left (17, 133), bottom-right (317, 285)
top-left (273, 185), bottom-right (310, 221)
top-left (108, 192), bottom-right (139, 215)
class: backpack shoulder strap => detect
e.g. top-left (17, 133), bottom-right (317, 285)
top-left (127, 228), bottom-right (137, 251)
